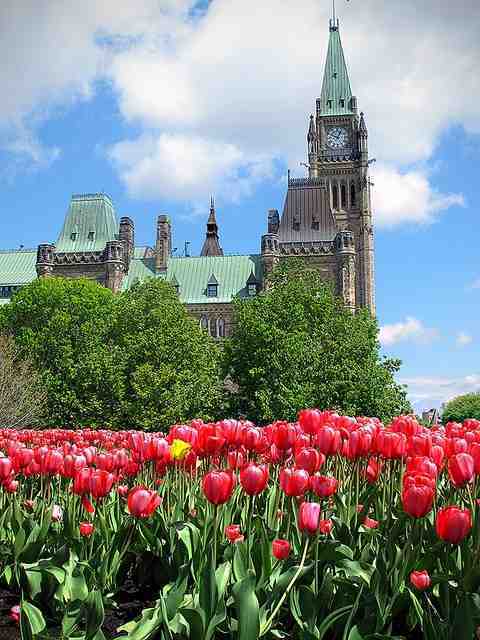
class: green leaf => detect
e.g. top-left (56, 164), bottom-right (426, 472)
top-left (14, 526), bottom-right (26, 559)
top-left (85, 590), bottom-right (105, 640)
top-left (180, 607), bottom-right (205, 639)
top-left (317, 606), bottom-right (351, 640)
top-left (347, 627), bottom-right (364, 640)
top-left (215, 562), bottom-right (232, 600)
top-left (338, 560), bottom-right (374, 586)
top-left (233, 572), bottom-right (260, 640)
top-left (451, 594), bottom-right (476, 640)
top-left (233, 541), bottom-right (249, 581)
top-left (20, 601), bottom-right (46, 640)
top-left (199, 555), bottom-right (217, 621)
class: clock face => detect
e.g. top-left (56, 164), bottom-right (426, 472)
top-left (327, 126), bottom-right (348, 149)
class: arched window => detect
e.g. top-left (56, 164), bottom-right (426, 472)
top-left (217, 318), bottom-right (225, 338)
top-left (341, 184), bottom-right (346, 209)
top-left (350, 183), bottom-right (356, 207)
top-left (332, 184), bottom-right (338, 209)
top-left (210, 319), bottom-right (218, 339)
top-left (200, 316), bottom-right (209, 332)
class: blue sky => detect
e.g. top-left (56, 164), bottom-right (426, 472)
top-left (0, 0), bottom-right (479, 412)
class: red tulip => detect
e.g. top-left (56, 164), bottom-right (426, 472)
top-left (448, 453), bottom-right (475, 487)
top-left (272, 422), bottom-right (297, 450)
top-left (410, 570), bottom-right (431, 590)
top-left (272, 538), bottom-right (291, 560)
top-left (319, 518), bottom-right (333, 534)
top-left (365, 458), bottom-right (381, 484)
top-left (363, 516), bottom-right (378, 529)
top-left (402, 475), bottom-right (435, 518)
top-left (376, 431), bottom-right (406, 459)
top-left (81, 495), bottom-right (95, 514)
top-left (436, 506), bottom-right (472, 544)
top-left (227, 447), bottom-right (247, 470)
top-left (90, 469), bottom-right (115, 499)
top-left (298, 409), bottom-right (321, 435)
top-left (9, 605), bottom-right (20, 624)
top-left (202, 470), bottom-right (235, 505)
top-left (239, 463), bottom-right (269, 495)
top-left (298, 501), bottom-right (321, 535)
top-left (406, 456), bottom-right (438, 478)
top-left (310, 474), bottom-right (338, 498)
top-left (315, 427), bottom-right (341, 456)
top-left (295, 448), bottom-right (324, 474)
top-left (127, 487), bottom-right (162, 518)
top-left (225, 524), bottom-right (243, 543)
top-left (0, 457), bottom-right (13, 482)
top-left (279, 468), bottom-right (310, 497)
top-left (117, 484), bottom-right (129, 497)
top-left (79, 522), bottom-right (94, 537)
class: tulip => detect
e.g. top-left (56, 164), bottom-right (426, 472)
top-left (310, 474), bottom-right (338, 498)
top-left (315, 427), bottom-right (341, 456)
top-left (448, 453), bottom-right (475, 487)
top-left (90, 469), bottom-right (115, 499)
top-left (298, 409), bottom-right (321, 435)
top-left (127, 487), bottom-right (162, 518)
top-left (363, 516), bottom-right (378, 529)
top-left (295, 448), bottom-right (325, 474)
top-left (10, 605), bottom-right (20, 624)
top-left (436, 506), bottom-right (472, 544)
top-left (79, 522), bottom-right (94, 537)
top-left (319, 518), bottom-right (333, 534)
top-left (279, 468), bottom-right (310, 497)
top-left (117, 484), bottom-right (129, 497)
top-left (202, 470), bottom-right (235, 505)
top-left (410, 570), bottom-right (431, 591)
top-left (225, 524), bottom-right (243, 543)
top-left (402, 475), bottom-right (435, 518)
top-left (298, 501), bottom-right (321, 535)
top-left (239, 463), bottom-right (269, 495)
top-left (365, 458), bottom-right (381, 484)
top-left (52, 505), bottom-right (63, 522)
top-left (376, 431), bottom-right (406, 459)
top-left (272, 422), bottom-right (297, 450)
top-left (23, 499), bottom-right (35, 512)
top-left (0, 457), bottom-right (13, 481)
top-left (81, 495), bottom-right (95, 514)
top-left (272, 538), bottom-right (291, 560)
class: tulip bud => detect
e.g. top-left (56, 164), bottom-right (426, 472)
top-left (79, 522), bottom-right (94, 537)
top-left (225, 524), bottom-right (243, 543)
top-left (272, 538), bottom-right (291, 560)
top-left (410, 570), bottom-right (431, 591)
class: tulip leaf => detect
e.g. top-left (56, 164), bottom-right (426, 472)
top-left (14, 526), bottom-right (26, 559)
top-left (451, 594), bottom-right (476, 640)
top-left (338, 560), bottom-right (374, 586)
top-left (233, 572), bottom-right (260, 640)
top-left (84, 590), bottom-right (105, 640)
top-left (215, 561), bottom-right (232, 599)
top-left (317, 606), bottom-right (352, 639)
top-left (199, 554), bottom-right (217, 621)
top-left (20, 600), bottom-right (46, 640)
top-left (180, 607), bottom-right (205, 639)
top-left (233, 541), bottom-right (249, 581)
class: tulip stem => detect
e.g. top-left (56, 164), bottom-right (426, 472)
top-left (260, 536), bottom-right (309, 636)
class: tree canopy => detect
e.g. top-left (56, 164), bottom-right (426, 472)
top-left (223, 262), bottom-right (411, 423)
top-left (442, 392), bottom-right (480, 423)
top-left (0, 277), bottom-right (222, 429)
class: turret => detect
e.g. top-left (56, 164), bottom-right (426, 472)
top-left (104, 240), bottom-right (125, 293)
top-left (36, 243), bottom-right (55, 278)
top-left (155, 215), bottom-right (172, 273)
top-left (119, 217), bottom-right (134, 270)
top-left (358, 111), bottom-right (368, 158)
top-left (267, 209), bottom-right (279, 234)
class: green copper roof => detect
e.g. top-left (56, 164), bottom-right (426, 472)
top-left (0, 250), bottom-right (37, 285)
top-left (122, 252), bottom-right (263, 304)
top-left (318, 24), bottom-right (353, 116)
top-left (56, 193), bottom-right (118, 252)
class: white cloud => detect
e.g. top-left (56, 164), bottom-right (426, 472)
top-left (0, 0), bottom-right (478, 217)
top-left (401, 374), bottom-right (480, 411)
top-left (372, 164), bottom-right (464, 227)
top-left (456, 332), bottom-right (473, 347)
top-left (379, 317), bottom-right (439, 347)
top-left (108, 132), bottom-right (276, 205)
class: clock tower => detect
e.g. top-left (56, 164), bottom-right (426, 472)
top-left (262, 15), bottom-right (375, 314)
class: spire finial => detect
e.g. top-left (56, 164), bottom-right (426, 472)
top-left (210, 195), bottom-right (215, 211)
top-left (330, 0), bottom-right (339, 31)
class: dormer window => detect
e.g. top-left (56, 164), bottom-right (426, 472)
top-left (312, 219), bottom-right (319, 231)
top-left (70, 232), bottom-right (77, 241)
top-left (206, 273), bottom-right (218, 297)
top-left (327, 99), bottom-right (333, 109)
top-left (170, 275), bottom-right (180, 295)
top-left (88, 231), bottom-right (95, 241)
top-left (246, 271), bottom-right (258, 297)
top-left (339, 99), bottom-right (345, 108)
top-left (248, 283), bottom-right (257, 297)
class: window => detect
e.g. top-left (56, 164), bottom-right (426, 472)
top-left (88, 231), bottom-right (95, 241)
top-left (70, 232), bottom-right (77, 241)
top-left (312, 219), bottom-right (319, 231)
top-left (207, 283), bottom-right (218, 297)
top-left (350, 183), bottom-right (356, 207)
top-left (327, 99), bottom-right (333, 109)
top-left (217, 318), bottom-right (225, 338)
top-left (332, 184), bottom-right (338, 209)
top-left (200, 316), bottom-right (209, 331)
top-left (293, 218), bottom-right (300, 231)
top-left (248, 283), bottom-right (257, 297)
top-left (339, 99), bottom-right (345, 108)
top-left (341, 184), bottom-right (347, 208)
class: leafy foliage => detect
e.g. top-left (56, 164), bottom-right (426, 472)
top-left (0, 277), bottom-right (222, 429)
top-left (224, 262), bottom-right (411, 423)
top-left (442, 392), bottom-right (480, 423)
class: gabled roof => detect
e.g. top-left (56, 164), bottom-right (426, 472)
top-left (0, 250), bottom-right (37, 286)
top-left (207, 273), bottom-right (218, 286)
top-left (318, 23), bottom-right (353, 117)
top-left (55, 193), bottom-right (118, 252)
top-left (122, 253), bottom-right (263, 304)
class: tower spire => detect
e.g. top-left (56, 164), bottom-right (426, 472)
top-left (201, 197), bottom-right (224, 257)
top-left (319, 17), bottom-right (353, 115)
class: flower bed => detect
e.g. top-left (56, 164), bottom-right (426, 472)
top-left (1, 411), bottom-right (480, 639)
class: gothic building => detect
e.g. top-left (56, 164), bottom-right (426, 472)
top-left (0, 17), bottom-right (375, 336)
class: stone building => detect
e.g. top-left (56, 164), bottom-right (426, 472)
top-left (0, 16), bottom-right (375, 336)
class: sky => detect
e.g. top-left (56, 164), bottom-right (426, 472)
top-left (0, 0), bottom-right (479, 413)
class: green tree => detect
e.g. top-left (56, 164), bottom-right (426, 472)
top-left (111, 279), bottom-right (222, 429)
top-left (224, 262), bottom-right (411, 423)
top-left (0, 277), bottom-right (121, 426)
top-left (442, 393), bottom-right (480, 423)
